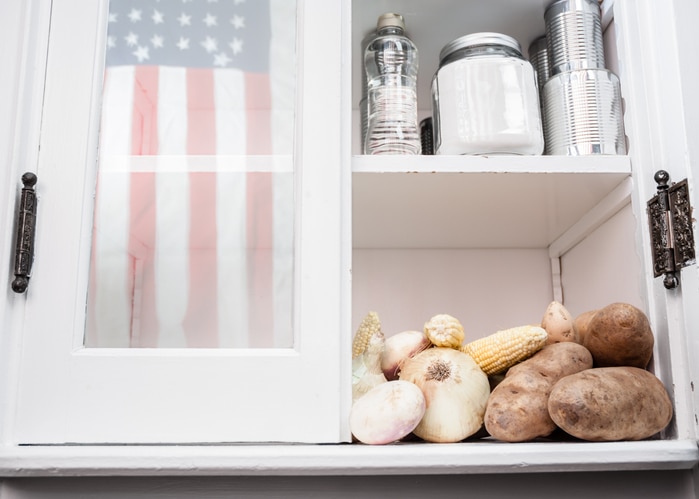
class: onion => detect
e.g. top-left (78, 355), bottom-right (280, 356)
top-left (381, 330), bottom-right (431, 381)
top-left (399, 347), bottom-right (490, 443)
top-left (349, 380), bottom-right (426, 445)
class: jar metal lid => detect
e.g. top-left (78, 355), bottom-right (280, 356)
top-left (439, 32), bottom-right (522, 63)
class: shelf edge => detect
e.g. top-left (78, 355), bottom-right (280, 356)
top-left (0, 439), bottom-right (696, 477)
top-left (352, 154), bottom-right (632, 174)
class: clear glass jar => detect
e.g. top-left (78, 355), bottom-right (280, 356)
top-left (432, 32), bottom-right (544, 155)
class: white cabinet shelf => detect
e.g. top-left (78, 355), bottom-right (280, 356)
top-left (353, 155), bottom-right (631, 249)
top-left (0, 439), bottom-right (696, 476)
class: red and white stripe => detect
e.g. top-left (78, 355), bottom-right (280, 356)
top-left (87, 4), bottom-right (295, 348)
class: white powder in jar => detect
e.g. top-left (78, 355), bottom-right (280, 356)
top-left (432, 34), bottom-right (544, 155)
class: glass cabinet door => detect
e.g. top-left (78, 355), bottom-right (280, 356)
top-left (87, 0), bottom-right (295, 349)
top-left (13, 0), bottom-right (349, 444)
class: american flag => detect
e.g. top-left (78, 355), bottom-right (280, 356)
top-left (86, 0), bottom-right (296, 348)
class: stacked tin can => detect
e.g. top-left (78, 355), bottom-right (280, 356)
top-left (540, 0), bottom-right (626, 155)
top-left (528, 35), bottom-right (550, 141)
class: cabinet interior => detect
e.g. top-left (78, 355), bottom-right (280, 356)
top-left (351, 0), bottom-right (553, 126)
top-left (349, 0), bottom-right (643, 339)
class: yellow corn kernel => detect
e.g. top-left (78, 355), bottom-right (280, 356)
top-left (352, 311), bottom-right (383, 359)
top-left (460, 325), bottom-right (548, 375)
top-left (424, 313), bottom-right (465, 348)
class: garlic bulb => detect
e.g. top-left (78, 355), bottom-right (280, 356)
top-left (350, 380), bottom-right (426, 445)
top-left (399, 347), bottom-right (490, 443)
top-left (381, 330), bottom-right (431, 380)
top-left (424, 313), bottom-right (465, 348)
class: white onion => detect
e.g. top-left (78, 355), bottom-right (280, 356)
top-left (350, 380), bottom-right (426, 445)
top-left (381, 330), bottom-right (431, 381)
top-left (399, 347), bottom-right (490, 443)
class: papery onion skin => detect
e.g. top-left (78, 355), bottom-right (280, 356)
top-left (350, 380), bottom-right (427, 445)
top-left (381, 330), bottom-right (432, 381)
top-left (399, 347), bottom-right (490, 443)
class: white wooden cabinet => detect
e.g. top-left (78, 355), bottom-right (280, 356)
top-left (0, 0), bottom-right (350, 446)
top-left (0, 0), bottom-right (698, 477)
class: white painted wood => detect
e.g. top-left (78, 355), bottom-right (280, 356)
top-left (352, 249), bottom-right (552, 338)
top-left (558, 203), bottom-right (644, 317)
top-left (351, 154), bottom-right (631, 174)
top-left (353, 169), bottom-right (630, 249)
top-left (667, 0), bottom-right (699, 443)
top-left (0, 440), bottom-right (695, 476)
top-left (353, 156), bottom-right (631, 251)
top-left (611, 0), bottom-right (699, 441)
top-left (0, 0), bottom-right (53, 447)
top-left (548, 177), bottom-right (632, 259)
top-left (0, 0), bottom-right (698, 481)
top-left (550, 257), bottom-right (563, 304)
top-left (11, 0), bottom-right (350, 444)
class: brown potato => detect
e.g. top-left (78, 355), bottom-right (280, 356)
top-left (541, 301), bottom-right (579, 345)
top-left (573, 309), bottom-right (598, 345)
top-left (582, 302), bottom-right (654, 368)
top-left (484, 342), bottom-right (593, 442)
top-left (506, 341), bottom-right (594, 379)
top-left (548, 366), bottom-right (673, 441)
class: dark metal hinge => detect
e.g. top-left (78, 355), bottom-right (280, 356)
top-left (647, 170), bottom-right (696, 289)
top-left (11, 172), bottom-right (38, 293)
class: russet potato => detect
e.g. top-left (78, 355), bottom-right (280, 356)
top-left (484, 342), bottom-right (593, 442)
top-left (548, 366), bottom-right (673, 441)
top-left (582, 302), bottom-right (654, 368)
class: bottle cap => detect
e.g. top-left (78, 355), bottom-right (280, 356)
top-left (376, 13), bottom-right (405, 30)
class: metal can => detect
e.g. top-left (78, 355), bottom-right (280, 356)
top-left (545, 0), bottom-right (605, 75)
top-left (432, 32), bottom-right (544, 155)
top-left (543, 68), bottom-right (626, 155)
top-left (528, 35), bottom-right (551, 95)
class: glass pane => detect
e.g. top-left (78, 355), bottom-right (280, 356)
top-left (85, 0), bottom-right (296, 348)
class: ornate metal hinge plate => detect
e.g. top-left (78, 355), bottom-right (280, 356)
top-left (647, 170), bottom-right (696, 289)
top-left (11, 172), bottom-right (38, 293)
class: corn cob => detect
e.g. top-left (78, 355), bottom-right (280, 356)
top-left (460, 325), bottom-right (548, 375)
top-left (424, 313), bottom-right (465, 348)
top-left (351, 311), bottom-right (387, 402)
top-left (352, 311), bottom-right (383, 359)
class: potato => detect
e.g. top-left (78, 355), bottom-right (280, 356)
top-left (582, 302), bottom-right (654, 368)
top-left (507, 341), bottom-right (593, 379)
top-left (548, 366), bottom-right (673, 441)
top-left (573, 309), bottom-right (598, 345)
top-left (541, 301), bottom-right (579, 345)
top-left (484, 342), bottom-right (593, 442)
